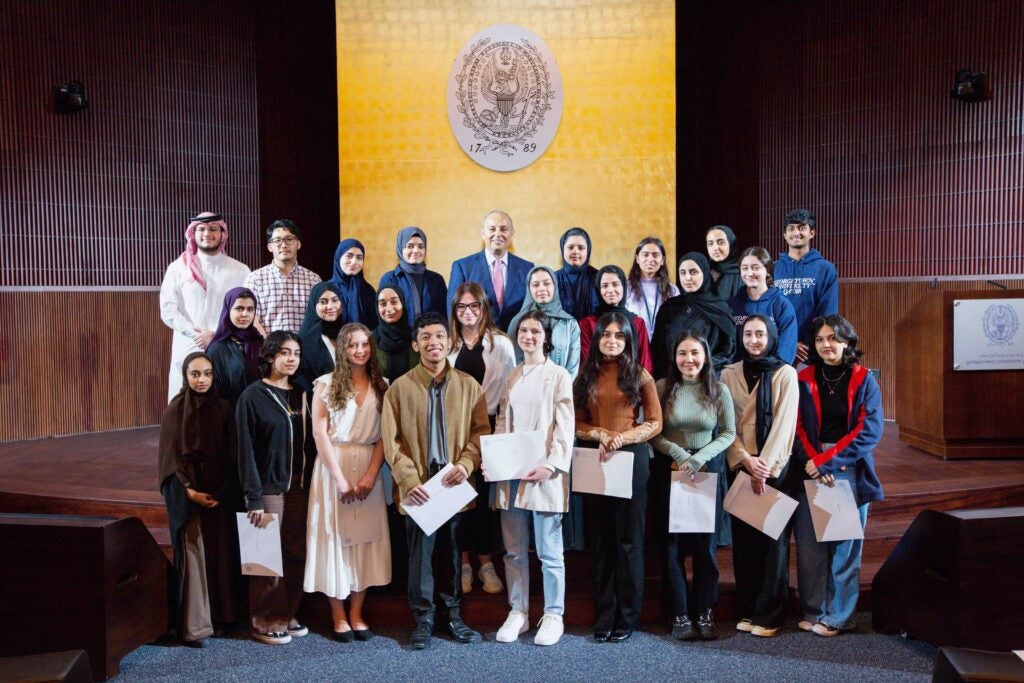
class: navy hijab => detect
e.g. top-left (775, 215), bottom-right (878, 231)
top-left (739, 315), bottom-right (786, 454)
top-left (554, 227), bottom-right (598, 319)
top-left (331, 239), bottom-right (378, 330)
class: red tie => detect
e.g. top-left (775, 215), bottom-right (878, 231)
top-left (492, 258), bottom-right (505, 309)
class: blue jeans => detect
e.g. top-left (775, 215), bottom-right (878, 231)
top-left (499, 481), bottom-right (566, 616)
top-left (793, 468), bottom-right (868, 630)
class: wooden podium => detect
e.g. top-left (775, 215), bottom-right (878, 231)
top-left (895, 290), bottom-right (1024, 459)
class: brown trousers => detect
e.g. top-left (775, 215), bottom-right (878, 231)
top-left (181, 516), bottom-right (214, 641)
top-left (249, 478), bottom-right (308, 633)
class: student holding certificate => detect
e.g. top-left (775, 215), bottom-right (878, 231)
top-left (720, 315), bottom-right (798, 638)
top-left (490, 310), bottom-right (575, 646)
top-left (652, 332), bottom-right (735, 641)
top-left (792, 315), bottom-right (883, 637)
top-left (575, 312), bottom-right (662, 643)
top-left (304, 323), bottom-right (391, 642)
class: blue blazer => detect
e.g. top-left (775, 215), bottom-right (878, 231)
top-left (448, 251), bottom-right (535, 332)
top-left (379, 267), bottom-right (448, 327)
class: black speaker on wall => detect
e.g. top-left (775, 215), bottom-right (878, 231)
top-left (872, 507), bottom-right (1024, 651)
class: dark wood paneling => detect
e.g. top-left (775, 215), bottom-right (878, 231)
top-left (840, 279), bottom-right (1024, 419)
top-left (678, 0), bottom-right (1024, 278)
top-left (0, 291), bottom-right (168, 440)
top-left (0, 0), bottom-right (263, 287)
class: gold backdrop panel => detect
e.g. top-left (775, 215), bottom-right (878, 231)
top-left (337, 1), bottom-right (676, 288)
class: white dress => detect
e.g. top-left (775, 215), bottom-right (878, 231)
top-left (303, 374), bottom-right (391, 598)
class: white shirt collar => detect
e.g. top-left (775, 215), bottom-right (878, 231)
top-left (484, 250), bottom-right (506, 268)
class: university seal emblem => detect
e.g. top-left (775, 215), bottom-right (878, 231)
top-left (447, 24), bottom-right (563, 172)
top-left (982, 303), bottom-right (1018, 345)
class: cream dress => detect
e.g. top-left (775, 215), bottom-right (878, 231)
top-left (303, 374), bottom-right (391, 598)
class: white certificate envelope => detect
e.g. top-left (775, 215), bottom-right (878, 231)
top-left (723, 470), bottom-right (798, 540)
top-left (338, 480), bottom-right (386, 547)
top-left (803, 479), bottom-right (864, 542)
top-left (669, 471), bottom-right (718, 533)
top-left (571, 447), bottom-right (634, 499)
top-left (481, 430), bottom-right (546, 482)
top-left (236, 512), bottom-right (283, 577)
top-left (402, 464), bottom-right (477, 536)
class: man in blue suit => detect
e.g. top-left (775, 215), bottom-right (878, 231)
top-left (448, 210), bottom-right (535, 332)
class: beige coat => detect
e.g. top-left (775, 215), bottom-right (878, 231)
top-left (720, 361), bottom-right (798, 478)
top-left (381, 361), bottom-right (489, 513)
top-left (491, 360), bottom-right (575, 513)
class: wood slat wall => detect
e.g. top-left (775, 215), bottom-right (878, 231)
top-left (0, 0), bottom-right (263, 288)
top-left (0, 291), bottom-right (168, 441)
top-left (839, 280), bottom-right (1024, 419)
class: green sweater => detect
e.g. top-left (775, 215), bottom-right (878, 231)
top-left (653, 379), bottom-right (736, 471)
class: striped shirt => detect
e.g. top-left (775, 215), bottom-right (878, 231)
top-left (243, 263), bottom-right (322, 333)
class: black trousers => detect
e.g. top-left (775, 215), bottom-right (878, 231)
top-left (457, 471), bottom-right (498, 556)
top-left (665, 531), bottom-right (718, 617)
top-left (730, 463), bottom-right (791, 628)
top-left (406, 508), bottom-right (462, 626)
top-left (585, 442), bottom-right (650, 632)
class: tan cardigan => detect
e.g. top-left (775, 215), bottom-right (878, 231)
top-left (492, 360), bottom-right (576, 513)
top-left (381, 361), bottom-right (489, 513)
top-left (720, 360), bottom-right (798, 478)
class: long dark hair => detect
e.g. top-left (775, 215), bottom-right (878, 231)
top-left (808, 314), bottom-right (864, 368)
top-left (259, 330), bottom-right (301, 378)
top-left (661, 331), bottom-right (721, 412)
top-left (627, 236), bottom-right (674, 303)
top-left (575, 312), bottom-right (643, 409)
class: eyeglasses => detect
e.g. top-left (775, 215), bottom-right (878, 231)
top-left (269, 236), bottom-right (298, 245)
top-left (455, 302), bottom-right (482, 313)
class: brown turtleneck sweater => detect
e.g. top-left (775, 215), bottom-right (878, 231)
top-left (575, 360), bottom-right (662, 446)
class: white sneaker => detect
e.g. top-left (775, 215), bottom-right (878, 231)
top-left (495, 611), bottom-right (529, 643)
top-left (479, 562), bottom-right (504, 594)
top-left (534, 613), bottom-right (564, 646)
top-left (461, 563), bottom-right (473, 593)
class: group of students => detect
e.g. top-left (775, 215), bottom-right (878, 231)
top-left (158, 208), bottom-right (882, 652)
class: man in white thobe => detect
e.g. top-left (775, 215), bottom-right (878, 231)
top-left (160, 212), bottom-right (251, 401)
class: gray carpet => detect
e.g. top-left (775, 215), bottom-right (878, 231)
top-left (113, 615), bottom-right (935, 682)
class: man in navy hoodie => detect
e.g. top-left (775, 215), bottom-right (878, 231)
top-left (774, 209), bottom-right (839, 363)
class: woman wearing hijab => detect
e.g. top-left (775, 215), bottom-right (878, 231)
top-left (372, 285), bottom-right (419, 384)
top-left (651, 253), bottom-right (736, 378)
top-left (720, 315), bottom-right (798, 638)
top-left (331, 239), bottom-right (379, 331)
top-left (508, 266), bottom-right (581, 379)
top-left (207, 287), bottom-right (263, 405)
top-left (792, 315), bottom-right (883, 638)
top-left (378, 226), bottom-right (448, 326)
top-left (625, 237), bottom-right (679, 341)
top-left (706, 225), bottom-right (743, 300)
top-left (159, 352), bottom-right (240, 647)
top-left (579, 265), bottom-right (653, 372)
top-left (295, 282), bottom-right (345, 394)
top-left (553, 227), bottom-right (599, 320)
top-left (728, 247), bottom-right (799, 365)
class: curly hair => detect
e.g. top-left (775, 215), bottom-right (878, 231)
top-left (574, 312), bottom-right (644, 410)
top-left (661, 331), bottom-right (721, 413)
top-left (325, 323), bottom-right (388, 412)
top-left (259, 330), bottom-right (301, 378)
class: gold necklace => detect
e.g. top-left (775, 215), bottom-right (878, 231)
top-left (821, 366), bottom-right (847, 395)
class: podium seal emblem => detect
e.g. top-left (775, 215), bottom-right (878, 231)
top-left (447, 24), bottom-right (563, 172)
top-left (983, 303), bottom-right (1018, 345)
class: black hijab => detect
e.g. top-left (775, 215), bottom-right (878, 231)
top-left (592, 265), bottom-right (636, 322)
top-left (297, 281), bottom-right (344, 389)
top-left (372, 284), bottom-right (414, 380)
top-left (739, 316), bottom-right (786, 453)
top-left (707, 225), bottom-right (742, 299)
top-left (671, 252), bottom-right (736, 338)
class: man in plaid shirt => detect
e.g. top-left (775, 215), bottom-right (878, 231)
top-left (244, 219), bottom-right (322, 333)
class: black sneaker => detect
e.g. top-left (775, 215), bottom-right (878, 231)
top-left (696, 609), bottom-right (715, 640)
top-left (410, 621), bottom-right (433, 650)
top-left (671, 615), bottom-right (694, 640)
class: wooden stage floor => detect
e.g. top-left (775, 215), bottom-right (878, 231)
top-left (2, 422), bottom-right (1023, 627)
